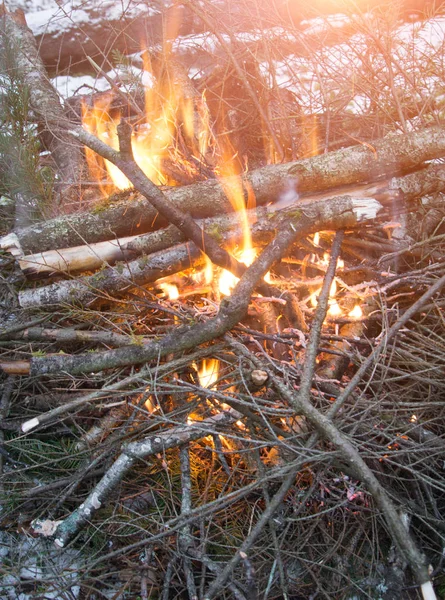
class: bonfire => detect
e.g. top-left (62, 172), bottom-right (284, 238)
top-left (0, 1), bottom-right (444, 598)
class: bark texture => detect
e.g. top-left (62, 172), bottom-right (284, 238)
top-left (18, 194), bottom-right (384, 308)
top-left (5, 125), bottom-right (445, 255)
top-left (0, 7), bottom-right (83, 208)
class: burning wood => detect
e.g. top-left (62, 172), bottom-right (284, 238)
top-left (2, 3), bottom-right (445, 600)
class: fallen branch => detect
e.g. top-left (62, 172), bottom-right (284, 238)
top-left (225, 266), bottom-right (445, 600)
top-left (233, 339), bottom-right (436, 600)
top-left (202, 231), bottom-right (345, 600)
top-left (30, 0), bottom-right (434, 75)
top-left (20, 345), bottom-right (222, 432)
top-left (8, 162), bottom-right (445, 279)
top-left (7, 327), bottom-right (138, 348)
top-left (3, 193), bottom-right (374, 376)
top-left (17, 194), bottom-right (384, 308)
top-left (47, 409), bottom-right (240, 548)
top-left (4, 126), bottom-right (445, 255)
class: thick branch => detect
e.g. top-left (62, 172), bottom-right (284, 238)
top-left (0, 7), bottom-right (83, 205)
top-left (17, 194), bottom-right (383, 308)
top-left (5, 126), bottom-right (445, 255)
top-left (4, 195), bottom-right (384, 377)
top-left (78, 120), bottom-right (245, 278)
top-left (10, 164), bottom-right (445, 278)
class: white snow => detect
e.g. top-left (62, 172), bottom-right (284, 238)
top-left (53, 74), bottom-right (109, 98)
top-left (18, 0), bottom-right (159, 36)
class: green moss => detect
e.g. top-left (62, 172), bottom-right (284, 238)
top-left (91, 190), bottom-right (130, 214)
top-left (31, 349), bottom-right (46, 357)
top-left (91, 272), bottom-right (107, 283)
top-left (289, 209), bottom-right (302, 220)
top-left (138, 254), bottom-right (149, 269)
top-left (130, 334), bottom-right (144, 346)
top-left (207, 223), bottom-right (223, 243)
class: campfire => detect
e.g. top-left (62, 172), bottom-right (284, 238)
top-left (1, 1), bottom-right (445, 599)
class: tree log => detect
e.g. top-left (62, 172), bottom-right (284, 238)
top-left (12, 163), bottom-right (445, 278)
top-left (4, 125), bottom-right (445, 257)
top-left (2, 194), bottom-right (383, 378)
top-left (18, 194), bottom-right (385, 308)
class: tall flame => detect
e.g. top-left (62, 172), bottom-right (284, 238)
top-left (82, 52), bottom-right (215, 192)
top-left (216, 137), bottom-right (257, 295)
top-left (82, 97), bottom-right (131, 191)
top-left (198, 359), bottom-right (219, 388)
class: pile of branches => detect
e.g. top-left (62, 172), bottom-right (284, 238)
top-left (1, 1), bottom-right (445, 599)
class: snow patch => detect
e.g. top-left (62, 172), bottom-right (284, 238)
top-left (53, 74), bottom-right (109, 99)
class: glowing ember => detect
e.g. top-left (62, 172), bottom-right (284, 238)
top-left (158, 282), bottom-right (179, 300)
top-left (218, 269), bottom-right (237, 297)
top-left (348, 305), bottom-right (363, 319)
top-left (309, 290), bottom-right (319, 308)
top-left (144, 396), bottom-right (156, 413)
top-left (328, 301), bottom-right (342, 317)
top-left (204, 256), bottom-right (214, 285)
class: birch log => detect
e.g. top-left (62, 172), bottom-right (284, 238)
top-left (4, 124), bottom-right (445, 256)
top-left (1, 195), bottom-right (384, 377)
top-left (10, 162), bottom-right (445, 278)
top-left (18, 193), bottom-right (386, 308)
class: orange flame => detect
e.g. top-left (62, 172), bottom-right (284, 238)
top-left (328, 301), bottom-right (342, 317)
top-left (82, 98), bottom-right (131, 192)
top-left (198, 359), bottom-right (219, 388)
top-left (348, 305), bottom-right (363, 319)
top-left (158, 282), bottom-right (179, 300)
top-left (216, 137), bottom-right (258, 295)
top-left (82, 52), bottom-right (215, 193)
